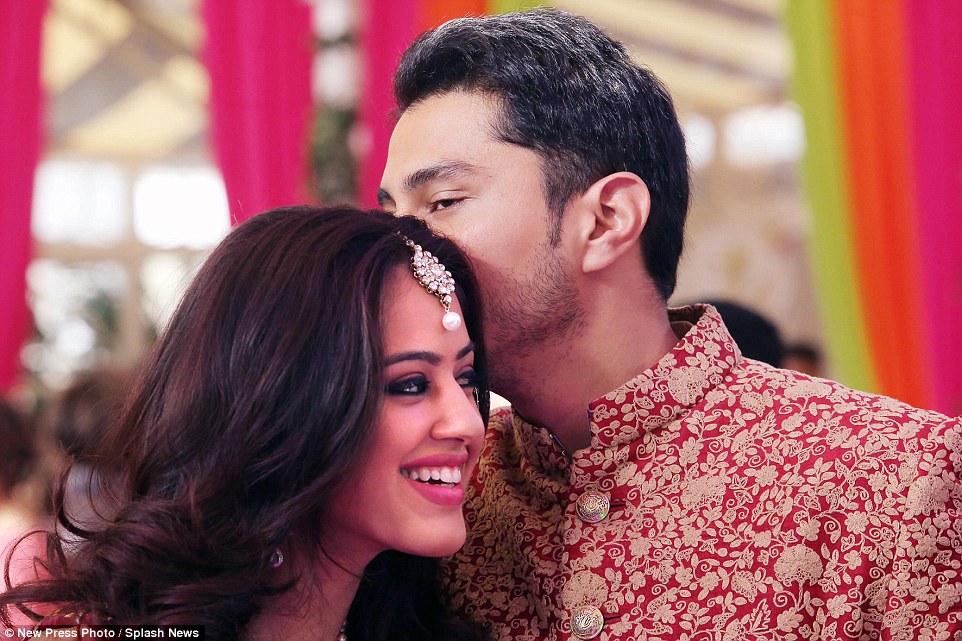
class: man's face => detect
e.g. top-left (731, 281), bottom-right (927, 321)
top-left (379, 91), bottom-right (584, 396)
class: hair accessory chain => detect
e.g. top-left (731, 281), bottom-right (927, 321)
top-left (402, 237), bottom-right (462, 331)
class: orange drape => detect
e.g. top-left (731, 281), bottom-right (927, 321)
top-left (835, 0), bottom-right (930, 407)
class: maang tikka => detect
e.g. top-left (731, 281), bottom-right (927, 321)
top-left (402, 237), bottom-right (463, 331)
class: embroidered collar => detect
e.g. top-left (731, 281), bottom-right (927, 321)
top-left (512, 304), bottom-right (741, 472)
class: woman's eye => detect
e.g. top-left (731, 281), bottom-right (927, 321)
top-left (387, 375), bottom-right (429, 396)
top-left (457, 368), bottom-right (480, 390)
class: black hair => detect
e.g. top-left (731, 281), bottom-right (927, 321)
top-left (393, 8), bottom-right (690, 300)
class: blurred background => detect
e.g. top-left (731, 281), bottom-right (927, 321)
top-left (1, 0), bottom-right (960, 420)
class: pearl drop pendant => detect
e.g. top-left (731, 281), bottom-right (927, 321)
top-left (442, 311), bottom-right (462, 331)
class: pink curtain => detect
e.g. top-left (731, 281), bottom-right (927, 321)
top-left (0, 0), bottom-right (47, 392)
top-left (907, 0), bottom-right (962, 416)
top-left (202, 0), bottom-right (314, 224)
top-left (356, 0), bottom-right (419, 207)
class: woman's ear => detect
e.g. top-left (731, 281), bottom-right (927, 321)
top-left (577, 172), bottom-right (650, 274)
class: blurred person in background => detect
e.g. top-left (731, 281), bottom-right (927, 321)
top-left (41, 366), bottom-right (135, 535)
top-left (703, 299), bottom-right (785, 367)
top-left (47, 366), bottom-right (133, 461)
top-left (0, 397), bottom-right (46, 592)
top-left (1, 206), bottom-right (489, 641)
top-left (784, 342), bottom-right (825, 377)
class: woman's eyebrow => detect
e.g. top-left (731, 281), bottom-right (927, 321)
top-left (457, 341), bottom-right (476, 360)
top-left (385, 350), bottom-right (441, 366)
top-left (384, 342), bottom-right (475, 367)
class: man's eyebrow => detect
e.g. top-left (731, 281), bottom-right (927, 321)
top-left (379, 161), bottom-right (481, 207)
top-left (402, 161), bottom-right (479, 193)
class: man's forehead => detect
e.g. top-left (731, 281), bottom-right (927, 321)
top-left (395, 91), bottom-right (502, 137)
top-left (386, 108), bottom-right (499, 182)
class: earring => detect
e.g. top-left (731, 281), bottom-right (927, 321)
top-left (269, 548), bottom-right (284, 569)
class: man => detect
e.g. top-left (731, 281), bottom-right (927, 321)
top-left (378, 9), bottom-right (962, 640)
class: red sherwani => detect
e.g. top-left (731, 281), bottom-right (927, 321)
top-left (443, 305), bottom-right (962, 641)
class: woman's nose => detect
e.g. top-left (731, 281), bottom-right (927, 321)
top-left (430, 382), bottom-right (484, 444)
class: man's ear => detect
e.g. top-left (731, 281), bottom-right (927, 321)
top-left (576, 172), bottom-right (650, 274)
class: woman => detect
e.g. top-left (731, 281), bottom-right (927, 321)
top-left (0, 206), bottom-right (490, 641)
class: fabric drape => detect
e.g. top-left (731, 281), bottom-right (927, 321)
top-left (202, 0), bottom-right (314, 223)
top-left (356, 0), bottom-right (419, 207)
top-left (0, 0), bottom-right (47, 391)
top-left (355, 0), bottom-right (492, 207)
top-left (788, 0), bottom-right (962, 414)
top-left (907, 2), bottom-right (962, 416)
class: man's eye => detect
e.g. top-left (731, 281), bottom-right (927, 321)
top-left (387, 375), bottom-right (429, 396)
top-left (430, 198), bottom-right (461, 212)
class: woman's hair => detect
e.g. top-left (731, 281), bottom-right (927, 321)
top-left (0, 206), bottom-right (489, 640)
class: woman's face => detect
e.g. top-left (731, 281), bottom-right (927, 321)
top-left (326, 265), bottom-right (485, 568)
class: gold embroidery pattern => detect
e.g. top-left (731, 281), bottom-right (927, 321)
top-left (443, 305), bottom-right (962, 641)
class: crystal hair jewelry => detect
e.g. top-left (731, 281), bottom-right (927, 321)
top-left (402, 237), bottom-right (462, 331)
top-left (269, 548), bottom-right (284, 569)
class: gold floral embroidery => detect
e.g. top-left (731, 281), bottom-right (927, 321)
top-left (442, 305), bottom-right (962, 641)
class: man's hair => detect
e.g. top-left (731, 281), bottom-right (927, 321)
top-left (393, 8), bottom-right (691, 300)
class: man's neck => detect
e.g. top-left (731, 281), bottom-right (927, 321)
top-left (500, 301), bottom-right (681, 453)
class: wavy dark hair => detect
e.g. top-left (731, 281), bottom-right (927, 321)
top-left (0, 206), bottom-right (489, 640)
top-left (393, 8), bottom-right (690, 301)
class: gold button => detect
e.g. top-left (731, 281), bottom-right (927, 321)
top-left (576, 490), bottom-right (610, 523)
top-left (570, 605), bottom-right (605, 639)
